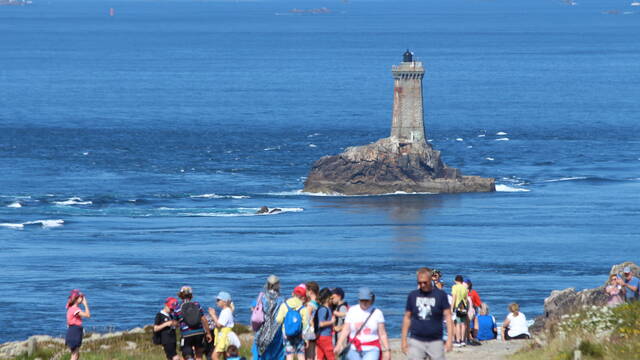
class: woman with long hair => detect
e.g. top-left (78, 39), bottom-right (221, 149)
top-left (65, 289), bottom-right (91, 360)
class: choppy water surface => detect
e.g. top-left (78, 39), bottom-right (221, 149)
top-left (1, 0), bottom-right (639, 342)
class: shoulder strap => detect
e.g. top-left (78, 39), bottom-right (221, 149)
top-left (349, 308), bottom-right (376, 344)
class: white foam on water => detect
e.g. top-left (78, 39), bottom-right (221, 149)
top-left (456, 138), bottom-right (464, 142)
top-left (467, 146), bottom-right (473, 148)
top-left (25, 219), bottom-right (65, 228)
top-left (543, 177), bottom-right (588, 183)
top-left (495, 184), bottom-right (530, 192)
top-left (307, 133), bottom-right (321, 138)
top-left (496, 131), bottom-right (508, 136)
top-left (82, 152), bottom-right (89, 155)
top-left (495, 137), bottom-right (510, 141)
top-left (263, 146), bottom-right (280, 151)
top-left (0, 223), bottom-right (24, 229)
top-left (485, 157), bottom-right (495, 161)
top-left (266, 189), bottom-right (433, 197)
top-left (179, 207), bottom-right (304, 217)
top-left (0, 219), bottom-right (64, 230)
top-left (7, 202), bottom-right (22, 208)
top-left (478, 134), bottom-right (486, 138)
top-left (53, 197), bottom-right (92, 206)
top-left (309, 144), bottom-right (317, 148)
top-left (190, 194), bottom-right (250, 199)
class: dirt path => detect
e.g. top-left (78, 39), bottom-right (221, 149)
top-left (389, 338), bottom-right (528, 360)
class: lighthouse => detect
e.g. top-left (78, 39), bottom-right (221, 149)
top-left (390, 50), bottom-right (426, 143)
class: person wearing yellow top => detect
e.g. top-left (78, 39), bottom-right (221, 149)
top-left (276, 284), bottom-right (309, 360)
top-left (450, 275), bottom-right (469, 347)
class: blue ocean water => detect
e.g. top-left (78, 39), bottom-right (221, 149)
top-left (1, 0), bottom-right (639, 342)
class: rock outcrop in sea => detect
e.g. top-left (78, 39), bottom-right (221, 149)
top-left (303, 51), bottom-right (495, 195)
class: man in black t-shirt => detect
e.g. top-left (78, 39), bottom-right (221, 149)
top-left (154, 297), bottom-right (179, 360)
top-left (401, 267), bottom-right (453, 360)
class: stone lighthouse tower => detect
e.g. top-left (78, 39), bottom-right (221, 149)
top-left (390, 50), bottom-right (426, 143)
top-left (303, 50), bottom-right (496, 195)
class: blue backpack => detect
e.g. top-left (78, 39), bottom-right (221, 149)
top-left (284, 303), bottom-right (304, 338)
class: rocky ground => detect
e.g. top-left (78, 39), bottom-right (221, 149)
top-left (388, 338), bottom-right (527, 360)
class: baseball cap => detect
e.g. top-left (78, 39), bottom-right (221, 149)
top-left (216, 291), bottom-right (232, 302)
top-left (165, 297), bottom-right (178, 310)
top-left (294, 283), bottom-right (307, 297)
top-left (331, 287), bottom-right (345, 299)
top-left (358, 287), bottom-right (374, 301)
top-left (623, 266), bottom-right (632, 274)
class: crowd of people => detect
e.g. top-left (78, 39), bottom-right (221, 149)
top-left (63, 266), bottom-right (640, 360)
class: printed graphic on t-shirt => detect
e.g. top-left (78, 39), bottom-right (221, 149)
top-left (416, 297), bottom-right (436, 320)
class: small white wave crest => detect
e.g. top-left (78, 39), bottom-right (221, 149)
top-left (180, 207), bottom-right (304, 217)
top-left (496, 185), bottom-right (530, 192)
top-left (495, 137), bottom-right (510, 141)
top-left (190, 194), bottom-right (250, 199)
top-left (266, 190), bottom-right (434, 197)
top-left (0, 219), bottom-right (64, 230)
top-left (543, 177), bottom-right (588, 183)
top-left (496, 131), bottom-right (508, 135)
top-left (53, 197), bottom-right (92, 206)
top-left (7, 202), bottom-right (22, 208)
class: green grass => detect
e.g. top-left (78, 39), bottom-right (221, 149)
top-left (512, 301), bottom-right (640, 360)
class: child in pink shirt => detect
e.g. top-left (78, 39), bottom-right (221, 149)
top-left (65, 289), bottom-right (91, 360)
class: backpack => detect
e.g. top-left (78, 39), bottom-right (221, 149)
top-left (152, 330), bottom-right (162, 345)
top-left (283, 302), bottom-right (304, 338)
top-left (182, 302), bottom-right (201, 328)
top-left (455, 300), bottom-right (468, 318)
top-left (251, 292), bottom-right (265, 331)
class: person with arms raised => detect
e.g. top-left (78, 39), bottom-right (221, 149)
top-left (65, 289), bottom-right (91, 360)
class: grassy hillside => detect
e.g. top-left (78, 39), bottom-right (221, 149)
top-left (513, 301), bottom-right (640, 360)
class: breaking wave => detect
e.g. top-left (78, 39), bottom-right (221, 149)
top-left (0, 219), bottom-right (64, 230)
top-left (53, 197), bottom-right (92, 206)
top-left (495, 185), bottom-right (530, 192)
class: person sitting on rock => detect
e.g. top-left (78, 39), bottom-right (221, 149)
top-left (606, 274), bottom-right (625, 307)
top-left (501, 303), bottom-right (530, 341)
top-left (474, 303), bottom-right (497, 341)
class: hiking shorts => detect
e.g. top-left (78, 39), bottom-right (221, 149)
top-left (181, 334), bottom-right (205, 357)
top-left (285, 336), bottom-right (305, 355)
top-left (407, 338), bottom-right (444, 360)
top-left (454, 314), bottom-right (467, 324)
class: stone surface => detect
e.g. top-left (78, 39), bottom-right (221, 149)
top-left (304, 137), bottom-right (495, 195)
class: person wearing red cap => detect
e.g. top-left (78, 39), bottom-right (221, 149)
top-left (65, 289), bottom-right (91, 360)
top-left (276, 284), bottom-right (309, 360)
top-left (154, 297), bottom-right (180, 360)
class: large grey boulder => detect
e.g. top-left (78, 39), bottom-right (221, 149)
top-left (531, 262), bottom-right (639, 333)
top-left (303, 137), bottom-right (495, 195)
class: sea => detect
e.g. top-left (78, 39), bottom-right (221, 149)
top-left (0, 0), bottom-right (639, 342)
